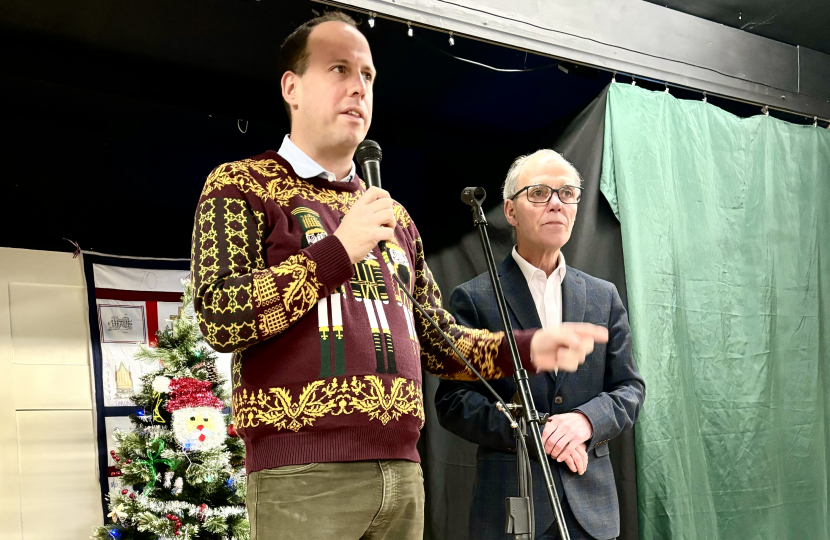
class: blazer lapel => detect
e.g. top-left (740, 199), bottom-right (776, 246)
top-left (497, 255), bottom-right (542, 331)
top-left (555, 268), bottom-right (586, 394)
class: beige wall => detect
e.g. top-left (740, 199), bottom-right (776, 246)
top-left (0, 248), bottom-right (102, 540)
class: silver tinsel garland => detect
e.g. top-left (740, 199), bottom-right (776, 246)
top-left (132, 493), bottom-right (246, 519)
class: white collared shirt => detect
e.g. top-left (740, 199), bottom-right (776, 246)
top-left (512, 246), bottom-right (567, 374)
top-left (277, 135), bottom-right (356, 182)
top-left (511, 246), bottom-right (567, 331)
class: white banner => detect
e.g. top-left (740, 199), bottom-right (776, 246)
top-left (93, 264), bottom-right (190, 292)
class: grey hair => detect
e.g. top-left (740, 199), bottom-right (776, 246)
top-left (501, 149), bottom-right (583, 201)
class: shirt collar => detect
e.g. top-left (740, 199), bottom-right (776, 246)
top-left (511, 246), bottom-right (567, 284)
top-left (277, 135), bottom-right (356, 182)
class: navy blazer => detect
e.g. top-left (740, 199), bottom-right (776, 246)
top-left (435, 255), bottom-right (645, 540)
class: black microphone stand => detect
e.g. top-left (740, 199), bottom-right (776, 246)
top-left (460, 187), bottom-right (571, 540)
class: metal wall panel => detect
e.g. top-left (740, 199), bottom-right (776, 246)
top-left (800, 46), bottom-right (830, 102)
top-left (331, 0), bottom-right (830, 119)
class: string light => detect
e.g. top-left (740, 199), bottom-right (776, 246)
top-left (354, 9), bottom-right (829, 126)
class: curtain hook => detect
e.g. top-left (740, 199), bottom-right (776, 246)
top-left (813, 116), bottom-right (818, 127)
top-left (237, 119), bottom-right (248, 133)
top-left (62, 238), bottom-right (81, 258)
top-left (761, 105), bottom-right (769, 116)
top-left (630, 76), bottom-right (636, 86)
top-left (664, 83), bottom-right (670, 94)
top-left (702, 92), bottom-right (707, 103)
top-left (611, 72), bottom-right (616, 83)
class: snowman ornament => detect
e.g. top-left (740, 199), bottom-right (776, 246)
top-left (155, 377), bottom-right (226, 452)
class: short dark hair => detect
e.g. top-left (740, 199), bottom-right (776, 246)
top-left (279, 11), bottom-right (360, 120)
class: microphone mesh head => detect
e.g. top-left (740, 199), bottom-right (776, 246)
top-left (355, 140), bottom-right (382, 164)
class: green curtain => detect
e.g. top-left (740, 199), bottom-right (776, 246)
top-left (600, 83), bottom-right (830, 540)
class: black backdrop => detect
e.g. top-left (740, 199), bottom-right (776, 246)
top-left (423, 87), bottom-right (640, 540)
top-left (0, 0), bottom-right (610, 259)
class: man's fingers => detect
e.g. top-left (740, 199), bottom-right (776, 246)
top-left (550, 431), bottom-right (573, 459)
top-left (543, 426), bottom-right (562, 455)
top-left (381, 210), bottom-right (397, 229)
top-left (557, 437), bottom-right (582, 462)
top-left (563, 454), bottom-right (578, 474)
top-left (580, 337), bottom-right (596, 357)
top-left (532, 324), bottom-right (608, 373)
top-left (572, 448), bottom-right (585, 475)
top-left (567, 323), bottom-right (609, 344)
top-left (575, 451), bottom-right (586, 475)
top-left (377, 226), bottom-right (396, 243)
top-left (556, 347), bottom-right (582, 373)
top-left (366, 199), bottom-right (396, 229)
top-left (543, 432), bottom-right (557, 455)
top-left (367, 196), bottom-right (394, 209)
top-left (362, 186), bottom-right (392, 203)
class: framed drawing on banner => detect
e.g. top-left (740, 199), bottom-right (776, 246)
top-left (81, 252), bottom-right (232, 517)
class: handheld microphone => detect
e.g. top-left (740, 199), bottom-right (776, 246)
top-left (355, 139), bottom-right (383, 190)
top-left (355, 139), bottom-right (392, 262)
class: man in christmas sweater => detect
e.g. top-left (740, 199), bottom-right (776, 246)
top-left (190, 12), bottom-right (608, 540)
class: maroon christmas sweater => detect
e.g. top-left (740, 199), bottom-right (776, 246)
top-left (191, 151), bottom-right (536, 472)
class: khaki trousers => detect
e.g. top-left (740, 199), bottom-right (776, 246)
top-left (247, 460), bottom-right (424, 540)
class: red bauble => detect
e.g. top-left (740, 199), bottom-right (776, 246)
top-left (125, 459), bottom-right (132, 464)
top-left (227, 423), bottom-right (238, 438)
top-left (121, 489), bottom-right (128, 495)
top-left (129, 493), bottom-right (135, 499)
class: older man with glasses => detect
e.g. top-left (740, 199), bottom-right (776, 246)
top-left (435, 149), bottom-right (645, 540)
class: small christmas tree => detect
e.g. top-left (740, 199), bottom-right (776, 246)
top-left (92, 286), bottom-right (248, 540)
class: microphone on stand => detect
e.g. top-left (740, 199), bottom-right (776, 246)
top-left (355, 140), bottom-right (389, 253)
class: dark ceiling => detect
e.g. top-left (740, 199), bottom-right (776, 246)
top-left (644, 0), bottom-right (830, 55)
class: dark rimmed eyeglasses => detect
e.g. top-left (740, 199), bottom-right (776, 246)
top-left (511, 184), bottom-right (582, 204)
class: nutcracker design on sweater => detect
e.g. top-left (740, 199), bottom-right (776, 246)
top-left (350, 251), bottom-right (396, 374)
top-left (292, 206), bottom-right (346, 378)
top-left (383, 240), bottom-right (418, 354)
